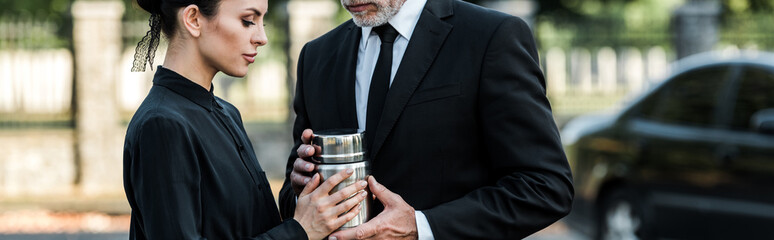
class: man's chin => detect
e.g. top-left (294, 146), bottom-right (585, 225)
top-left (350, 15), bottom-right (387, 27)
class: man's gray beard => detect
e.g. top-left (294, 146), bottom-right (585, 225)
top-left (347, 2), bottom-right (402, 27)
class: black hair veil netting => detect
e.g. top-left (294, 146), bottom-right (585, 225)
top-left (131, 14), bottom-right (162, 72)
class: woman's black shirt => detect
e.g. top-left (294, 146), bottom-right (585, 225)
top-left (123, 67), bottom-right (305, 240)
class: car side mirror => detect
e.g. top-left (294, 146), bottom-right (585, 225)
top-left (751, 108), bottom-right (774, 135)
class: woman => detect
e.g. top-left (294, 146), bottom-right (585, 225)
top-left (123, 0), bottom-right (367, 239)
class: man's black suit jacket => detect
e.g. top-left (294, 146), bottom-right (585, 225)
top-left (279, 0), bottom-right (574, 238)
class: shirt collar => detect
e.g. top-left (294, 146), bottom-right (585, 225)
top-left (152, 66), bottom-right (217, 112)
top-left (360, 0), bottom-right (428, 45)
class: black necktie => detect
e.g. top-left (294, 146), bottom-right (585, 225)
top-left (366, 24), bottom-right (399, 149)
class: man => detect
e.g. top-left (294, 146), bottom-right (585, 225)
top-left (279, 0), bottom-right (574, 239)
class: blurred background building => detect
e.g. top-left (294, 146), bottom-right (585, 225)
top-left (0, 0), bottom-right (773, 238)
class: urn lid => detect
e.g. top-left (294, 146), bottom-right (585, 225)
top-left (311, 129), bottom-right (366, 163)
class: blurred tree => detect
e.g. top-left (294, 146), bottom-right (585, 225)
top-left (537, 0), bottom-right (774, 17)
top-left (6, 0), bottom-right (774, 25)
top-left (3, 0), bottom-right (774, 56)
top-left (534, 0), bottom-right (685, 50)
top-left (723, 0), bottom-right (774, 13)
top-left (0, 0), bottom-right (72, 19)
top-left (0, 0), bottom-right (73, 49)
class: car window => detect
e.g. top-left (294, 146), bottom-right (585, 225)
top-left (635, 67), bottom-right (729, 127)
top-left (728, 66), bottom-right (774, 131)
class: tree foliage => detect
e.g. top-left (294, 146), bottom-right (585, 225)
top-left (4, 0), bottom-right (774, 50)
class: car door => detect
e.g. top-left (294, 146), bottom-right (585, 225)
top-left (624, 65), bottom-right (738, 238)
top-left (709, 65), bottom-right (774, 238)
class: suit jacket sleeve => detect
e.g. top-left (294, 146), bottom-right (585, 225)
top-left (244, 219), bottom-right (307, 240)
top-left (422, 17), bottom-right (574, 239)
top-left (279, 45), bottom-right (310, 220)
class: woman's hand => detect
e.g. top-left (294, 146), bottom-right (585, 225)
top-left (294, 169), bottom-right (368, 240)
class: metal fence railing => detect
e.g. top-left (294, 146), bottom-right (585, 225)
top-left (536, 14), bottom-right (774, 125)
top-left (0, 16), bottom-right (72, 129)
top-left (719, 14), bottom-right (774, 50)
top-left (0, 16), bottom-right (69, 50)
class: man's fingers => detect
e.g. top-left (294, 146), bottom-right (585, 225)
top-left (296, 144), bottom-right (315, 159)
top-left (291, 158), bottom-right (315, 195)
top-left (300, 173), bottom-right (320, 197)
top-left (329, 220), bottom-right (378, 240)
top-left (316, 169), bottom-right (354, 196)
top-left (313, 144), bottom-right (322, 156)
top-left (293, 158), bottom-right (314, 173)
top-left (367, 176), bottom-right (399, 207)
top-left (290, 172), bottom-right (311, 196)
top-left (301, 129), bottom-right (314, 144)
top-left (291, 171), bottom-right (310, 185)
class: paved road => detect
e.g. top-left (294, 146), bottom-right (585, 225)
top-left (0, 220), bottom-right (589, 240)
top-left (0, 233), bottom-right (128, 240)
top-left (525, 220), bottom-right (590, 240)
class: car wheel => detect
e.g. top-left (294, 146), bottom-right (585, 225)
top-left (597, 190), bottom-right (648, 240)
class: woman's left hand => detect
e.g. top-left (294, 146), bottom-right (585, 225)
top-left (293, 169), bottom-right (368, 240)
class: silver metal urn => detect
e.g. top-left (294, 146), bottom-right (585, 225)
top-left (311, 129), bottom-right (371, 229)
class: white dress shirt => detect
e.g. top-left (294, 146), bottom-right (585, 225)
top-left (354, 0), bottom-right (434, 239)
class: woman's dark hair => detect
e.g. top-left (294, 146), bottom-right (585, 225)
top-left (131, 0), bottom-right (221, 72)
top-left (136, 0), bottom-right (221, 37)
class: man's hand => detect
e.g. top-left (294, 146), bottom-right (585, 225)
top-left (329, 176), bottom-right (418, 240)
top-left (291, 129), bottom-right (317, 196)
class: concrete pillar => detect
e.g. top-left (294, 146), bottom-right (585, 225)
top-left (284, 0), bottom-right (338, 125)
top-left (482, 0), bottom-right (538, 28)
top-left (71, 1), bottom-right (125, 196)
top-left (597, 47), bottom-right (617, 94)
top-left (623, 48), bottom-right (645, 93)
top-left (571, 48), bottom-right (592, 94)
top-left (672, 0), bottom-right (721, 59)
top-left (646, 46), bottom-right (669, 82)
top-left (0, 52), bottom-right (11, 112)
top-left (545, 47), bottom-right (567, 96)
top-left (286, 0), bottom-right (339, 86)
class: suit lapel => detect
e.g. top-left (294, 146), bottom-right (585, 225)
top-left (333, 23), bottom-right (361, 129)
top-left (369, 0), bottom-right (454, 160)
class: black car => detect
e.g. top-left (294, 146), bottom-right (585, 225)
top-left (562, 51), bottom-right (774, 239)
